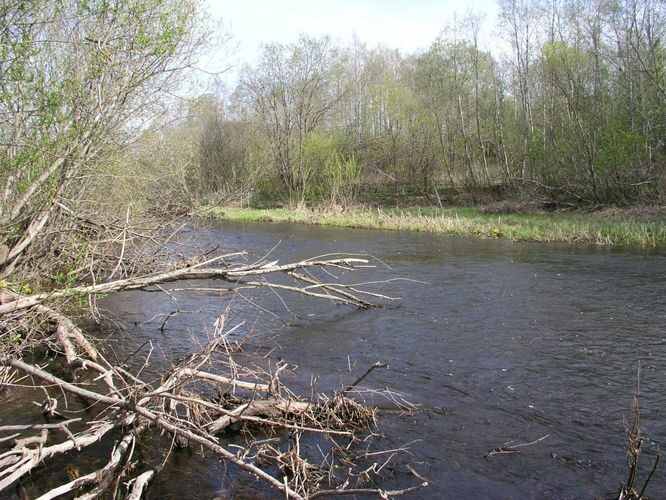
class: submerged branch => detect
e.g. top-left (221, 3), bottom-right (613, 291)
top-left (1, 315), bottom-right (418, 498)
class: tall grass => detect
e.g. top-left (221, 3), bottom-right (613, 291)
top-left (203, 206), bottom-right (666, 247)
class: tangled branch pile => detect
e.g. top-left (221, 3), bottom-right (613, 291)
top-left (0, 253), bottom-right (426, 498)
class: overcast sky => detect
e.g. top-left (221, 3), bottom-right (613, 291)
top-left (206, 0), bottom-right (500, 78)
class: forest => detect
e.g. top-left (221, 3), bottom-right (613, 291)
top-left (161, 0), bottom-right (666, 210)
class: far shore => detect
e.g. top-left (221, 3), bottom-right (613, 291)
top-left (201, 205), bottom-right (666, 248)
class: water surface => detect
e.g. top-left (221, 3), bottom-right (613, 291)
top-left (6, 220), bottom-right (666, 499)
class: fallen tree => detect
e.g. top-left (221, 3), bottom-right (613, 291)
top-left (0, 253), bottom-right (385, 315)
top-left (0, 252), bottom-right (426, 498)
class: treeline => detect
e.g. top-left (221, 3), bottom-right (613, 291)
top-left (154, 0), bottom-right (666, 208)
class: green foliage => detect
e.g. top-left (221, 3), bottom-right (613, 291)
top-left (55, 270), bottom-right (79, 288)
top-left (19, 282), bottom-right (33, 295)
top-left (302, 133), bottom-right (360, 207)
top-left (322, 155), bottom-right (362, 207)
top-left (239, 34), bottom-right (340, 201)
top-left (9, 332), bottom-right (22, 346)
top-left (109, 0), bottom-right (666, 213)
top-left (251, 172), bottom-right (290, 208)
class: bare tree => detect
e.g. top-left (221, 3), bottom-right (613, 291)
top-left (498, 0), bottom-right (540, 180)
top-left (239, 35), bottom-right (341, 204)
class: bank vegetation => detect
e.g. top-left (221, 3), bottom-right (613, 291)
top-left (204, 205), bottom-right (666, 247)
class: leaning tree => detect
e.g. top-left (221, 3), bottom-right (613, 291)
top-left (0, 0), bottom-right (207, 280)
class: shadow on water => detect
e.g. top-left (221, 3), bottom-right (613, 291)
top-left (4, 219), bottom-right (665, 498)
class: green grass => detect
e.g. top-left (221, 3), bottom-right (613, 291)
top-left (202, 206), bottom-right (666, 247)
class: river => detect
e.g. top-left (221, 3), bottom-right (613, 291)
top-left (5, 220), bottom-right (666, 499)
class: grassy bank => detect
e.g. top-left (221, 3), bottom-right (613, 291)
top-left (202, 206), bottom-right (666, 247)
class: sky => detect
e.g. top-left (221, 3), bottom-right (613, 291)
top-left (205, 0), bottom-right (500, 82)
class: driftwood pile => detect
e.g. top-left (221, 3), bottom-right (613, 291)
top-left (0, 253), bottom-right (426, 498)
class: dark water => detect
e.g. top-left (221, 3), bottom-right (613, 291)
top-left (4, 220), bottom-right (666, 499)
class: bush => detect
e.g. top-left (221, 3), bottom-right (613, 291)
top-left (302, 132), bottom-right (360, 207)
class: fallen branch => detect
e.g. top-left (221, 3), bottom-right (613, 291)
top-left (343, 362), bottom-right (389, 394)
top-left (207, 399), bottom-right (311, 434)
top-left (0, 419), bottom-right (81, 433)
top-left (485, 434), bottom-right (550, 458)
top-left (0, 414), bottom-right (132, 492)
top-left (2, 339), bottom-right (418, 499)
top-left (310, 481), bottom-right (429, 498)
top-left (125, 469), bottom-right (157, 500)
top-left (0, 256), bottom-right (381, 315)
top-left (0, 251), bottom-right (418, 498)
top-left (36, 430), bottom-right (137, 500)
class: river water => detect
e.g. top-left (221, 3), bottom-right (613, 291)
top-left (5, 220), bottom-right (666, 499)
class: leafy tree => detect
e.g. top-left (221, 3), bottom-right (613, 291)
top-left (0, 0), bottom-right (207, 279)
top-left (415, 26), bottom-right (500, 191)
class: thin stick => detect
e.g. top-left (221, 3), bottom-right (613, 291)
top-left (310, 481), bottom-right (429, 497)
top-left (639, 452), bottom-right (661, 498)
top-left (343, 362), bottom-right (388, 393)
top-left (0, 419), bottom-right (82, 433)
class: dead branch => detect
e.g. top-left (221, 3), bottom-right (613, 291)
top-left (125, 469), bottom-right (157, 500)
top-left (1, 356), bottom-right (305, 499)
top-left (1, 324), bottom-right (420, 499)
top-left (288, 271), bottom-right (377, 308)
top-left (0, 414), bottom-right (133, 492)
top-left (0, 248), bottom-right (418, 498)
top-left (160, 367), bottom-right (271, 394)
top-left (36, 429), bottom-right (137, 500)
top-left (485, 434), bottom-right (550, 458)
top-left (309, 481), bottom-right (429, 498)
top-left (6, 359), bottom-right (124, 406)
top-left (618, 364), bottom-right (660, 500)
top-left (343, 362), bottom-right (389, 394)
top-left (207, 399), bottom-right (312, 434)
top-left (0, 419), bottom-right (81, 433)
top-left (0, 255), bottom-right (382, 316)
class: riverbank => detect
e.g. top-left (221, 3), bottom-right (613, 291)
top-left (202, 206), bottom-right (666, 247)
